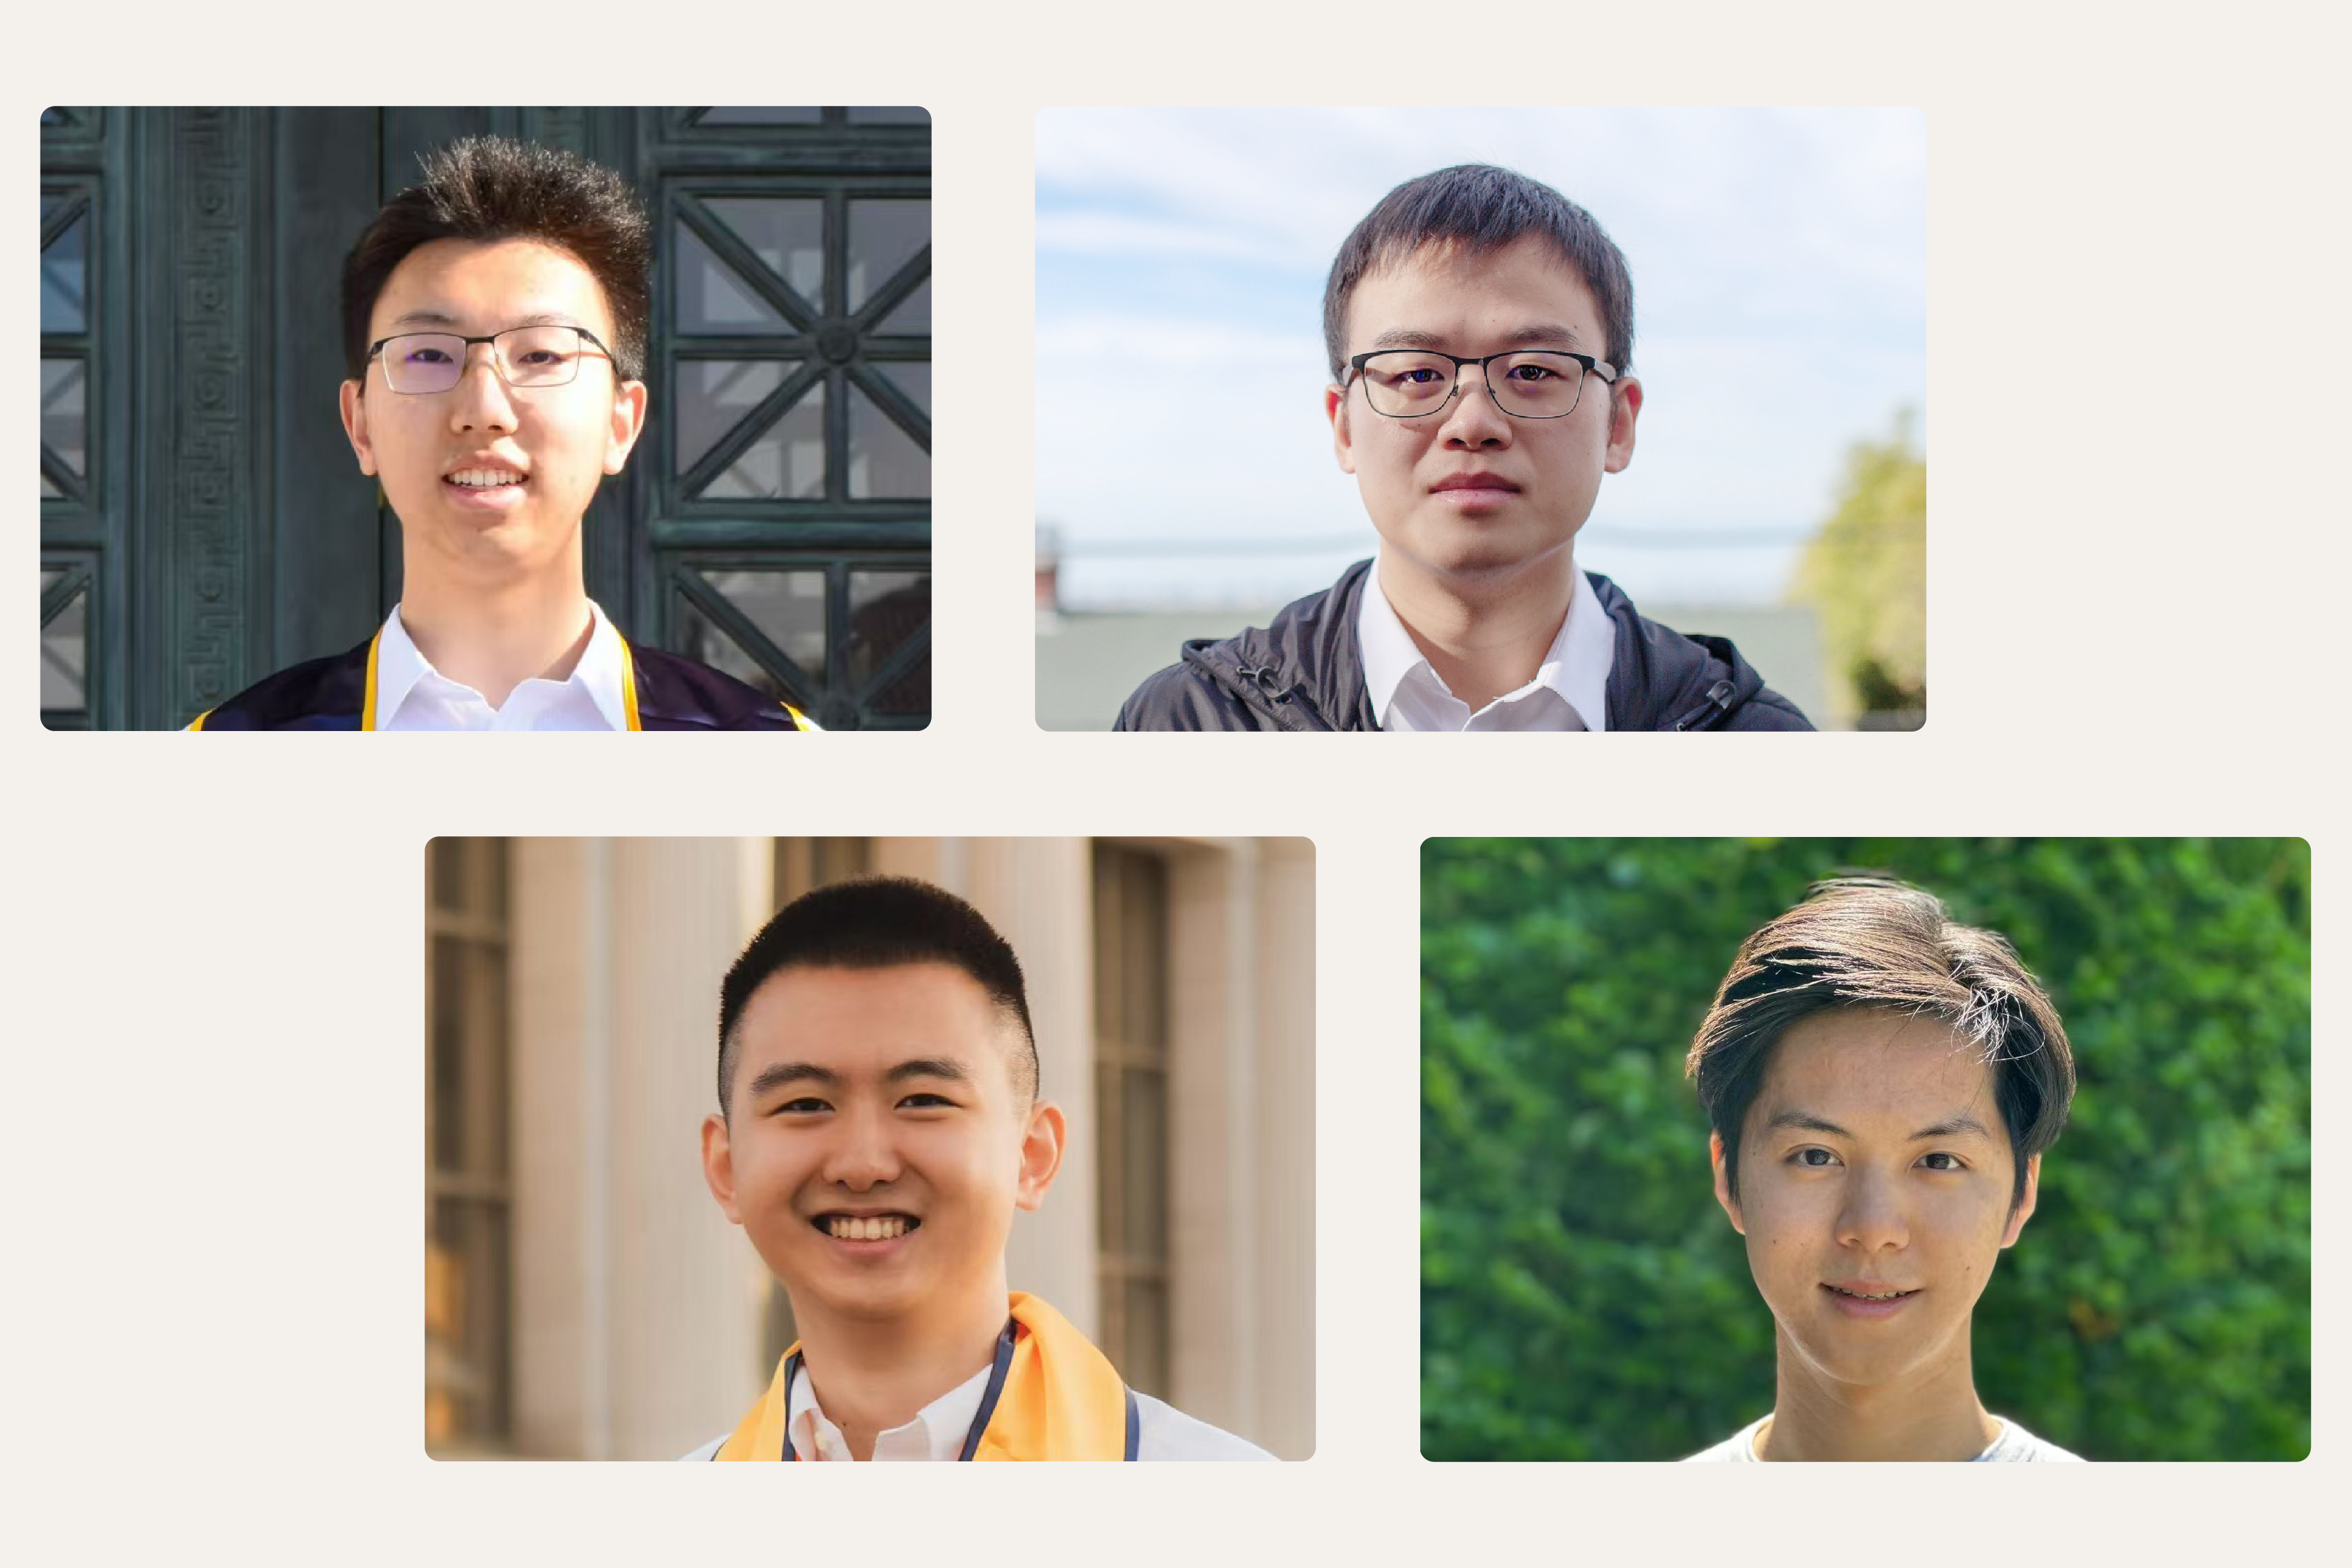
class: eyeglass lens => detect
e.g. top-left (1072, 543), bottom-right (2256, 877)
top-left (382, 326), bottom-right (586, 393)
top-left (1358, 351), bottom-right (1586, 417)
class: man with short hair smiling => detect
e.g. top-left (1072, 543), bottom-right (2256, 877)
top-left (1682, 877), bottom-right (2084, 1461)
top-left (1115, 163), bottom-right (1811, 732)
top-left (192, 137), bottom-right (809, 730)
top-left (687, 877), bottom-right (1270, 1461)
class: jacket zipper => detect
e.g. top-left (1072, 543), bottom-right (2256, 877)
top-left (1232, 663), bottom-right (1326, 732)
top-left (1669, 679), bottom-right (1737, 732)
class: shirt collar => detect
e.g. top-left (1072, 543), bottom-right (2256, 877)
top-left (785, 1357), bottom-right (994, 1462)
top-left (1355, 554), bottom-right (1613, 730)
top-left (374, 600), bottom-right (631, 731)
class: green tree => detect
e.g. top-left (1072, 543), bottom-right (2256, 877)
top-left (1421, 838), bottom-right (2309, 1461)
top-left (1792, 413), bottom-right (1926, 725)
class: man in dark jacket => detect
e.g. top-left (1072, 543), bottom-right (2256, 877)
top-left (1114, 164), bottom-right (1811, 733)
top-left (1115, 558), bottom-right (1807, 731)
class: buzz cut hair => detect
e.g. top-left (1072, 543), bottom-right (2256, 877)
top-left (1684, 875), bottom-right (2076, 1213)
top-left (715, 876), bottom-right (1039, 1119)
top-left (1321, 162), bottom-right (1636, 386)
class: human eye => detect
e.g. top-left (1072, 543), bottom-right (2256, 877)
top-left (771, 1096), bottom-right (831, 1116)
top-left (898, 1091), bottom-right (958, 1109)
top-left (1368, 354), bottom-right (1449, 386)
top-left (1788, 1146), bottom-right (1840, 1169)
top-left (403, 342), bottom-right (455, 365)
top-left (1916, 1151), bottom-right (1969, 1173)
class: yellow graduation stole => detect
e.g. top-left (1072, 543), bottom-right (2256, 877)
top-left (712, 1292), bottom-right (1138, 1461)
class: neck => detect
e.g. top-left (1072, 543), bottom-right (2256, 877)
top-left (791, 1279), bottom-right (1010, 1462)
top-left (1376, 546), bottom-right (1578, 712)
top-left (1757, 1326), bottom-right (1999, 1461)
top-left (397, 544), bottom-right (594, 710)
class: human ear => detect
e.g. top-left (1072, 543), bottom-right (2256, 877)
top-left (339, 378), bottom-right (376, 476)
top-left (1013, 1100), bottom-right (1067, 1212)
top-left (1999, 1153), bottom-right (2041, 1247)
top-left (604, 378), bottom-right (650, 475)
top-left (1327, 383), bottom-right (1357, 475)
top-left (1710, 1131), bottom-right (1746, 1235)
top-left (1601, 375), bottom-right (1641, 475)
top-left (700, 1112), bottom-right (745, 1224)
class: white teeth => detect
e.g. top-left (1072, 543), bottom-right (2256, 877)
top-left (1832, 1286), bottom-right (1908, 1300)
top-left (827, 1215), bottom-right (910, 1240)
top-left (445, 468), bottom-right (523, 487)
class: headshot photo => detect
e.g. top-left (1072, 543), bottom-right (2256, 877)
top-left (424, 836), bottom-right (1314, 1460)
top-left (1420, 838), bottom-right (2309, 1461)
top-left (1036, 108), bottom-right (1923, 732)
top-left (40, 107), bottom-right (930, 730)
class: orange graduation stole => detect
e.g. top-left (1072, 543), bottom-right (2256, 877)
top-left (712, 1293), bottom-right (1139, 1461)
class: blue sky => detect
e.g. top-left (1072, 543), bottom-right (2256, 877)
top-left (1036, 107), bottom-right (1925, 608)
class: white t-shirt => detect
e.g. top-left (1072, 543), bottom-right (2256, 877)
top-left (1684, 1413), bottom-right (2085, 1462)
top-left (679, 1361), bottom-right (1273, 1461)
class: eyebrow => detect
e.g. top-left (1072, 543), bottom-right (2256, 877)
top-left (746, 1061), bottom-right (836, 1099)
top-left (744, 1056), bottom-right (974, 1100)
top-left (1766, 1109), bottom-right (1997, 1142)
top-left (1367, 323), bottom-right (1586, 353)
top-left (384, 309), bottom-right (585, 332)
top-left (886, 1057), bottom-right (974, 1085)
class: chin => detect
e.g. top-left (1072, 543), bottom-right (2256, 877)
top-left (775, 1253), bottom-right (923, 1323)
top-left (1390, 516), bottom-right (1572, 584)
top-left (436, 512), bottom-right (567, 569)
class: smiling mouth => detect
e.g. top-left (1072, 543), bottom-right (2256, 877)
top-left (813, 1214), bottom-right (920, 1241)
top-left (1824, 1284), bottom-right (1920, 1302)
top-left (444, 468), bottom-right (528, 490)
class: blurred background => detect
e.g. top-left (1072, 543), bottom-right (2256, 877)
top-left (426, 836), bottom-right (1315, 1459)
top-left (1035, 107), bottom-right (1925, 730)
top-left (1421, 838), bottom-right (2309, 1461)
top-left (40, 107), bottom-right (930, 730)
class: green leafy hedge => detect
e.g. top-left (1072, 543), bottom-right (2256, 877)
top-left (1421, 838), bottom-right (2309, 1461)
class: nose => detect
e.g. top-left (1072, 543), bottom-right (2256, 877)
top-left (1436, 362), bottom-right (1514, 449)
top-left (1835, 1167), bottom-right (1910, 1254)
top-left (819, 1104), bottom-right (902, 1191)
top-left (445, 341), bottom-right (518, 434)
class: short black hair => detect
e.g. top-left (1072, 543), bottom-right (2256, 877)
top-left (716, 877), bottom-right (1038, 1119)
top-left (341, 135), bottom-right (651, 386)
top-left (1321, 163), bottom-right (1636, 386)
top-left (1685, 876), bottom-right (2075, 1213)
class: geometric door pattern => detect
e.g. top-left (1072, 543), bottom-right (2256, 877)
top-left (646, 107), bottom-right (930, 730)
top-left (40, 109), bottom-right (105, 728)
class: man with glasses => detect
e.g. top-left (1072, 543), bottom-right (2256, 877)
top-left (192, 137), bottom-right (810, 730)
top-left (1113, 164), bottom-right (1811, 732)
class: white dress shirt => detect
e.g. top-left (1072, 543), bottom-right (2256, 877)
top-left (374, 600), bottom-right (629, 732)
top-left (1356, 555), bottom-right (1614, 731)
top-left (787, 1360), bottom-right (994, 1462)
top-left (679, 1362), bottom-right (1275, 1461)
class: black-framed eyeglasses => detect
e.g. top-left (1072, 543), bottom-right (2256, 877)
top-left (367, 325), bottom-right (617, 394)
top-left (1346, 348), bottom-right (1617, 420)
